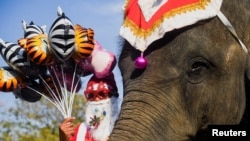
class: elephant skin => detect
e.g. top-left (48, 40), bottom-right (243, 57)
top-left (109, 0), bottom-right (250, 140)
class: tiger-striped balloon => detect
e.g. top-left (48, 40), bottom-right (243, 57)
top-left (49, 6), bottom-right (75, 62)
top-left (0, 67), bottom-right (25, 92)
top-left (20, 34), bottom-right (54, 65)
top-left (72, 24), bottom-right (95, 62)
top-left (0, 39), bottom-right (30, 73)
top-left (18, 20), bottom-right (47, 50)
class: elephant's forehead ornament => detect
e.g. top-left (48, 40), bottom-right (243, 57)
top-left (120, 0), bottom-right (248, 69)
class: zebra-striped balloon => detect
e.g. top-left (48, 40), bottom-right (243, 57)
top-left (0, 39), bottom-right (30, 73)
top-left (49, 6), bottom-right (75, 62)
top-left (22, 20), bottom-right (46, 38)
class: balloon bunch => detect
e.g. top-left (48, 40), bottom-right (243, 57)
top-left (0, 7), bottom-right (117, 118)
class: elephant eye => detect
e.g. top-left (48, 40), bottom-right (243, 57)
top-left (190, 61), bottom-right (209, 74)
top-left (186, 58), bottom-right (211, 83)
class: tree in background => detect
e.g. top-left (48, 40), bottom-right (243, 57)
top-left (0, 94), bottom-right (86, 141)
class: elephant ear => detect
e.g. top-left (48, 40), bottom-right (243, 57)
top-left (246, 54), bottom-right (250, 80)
top-left (225, 1), bottom-right (250, 80)
top-left (244, 11), bottom-right (250, 80)
top-left (243, 17), bottom-right (250, 80)
top-left (217, 12), bottom-right (250, 81)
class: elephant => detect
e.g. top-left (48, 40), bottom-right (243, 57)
top-left (109, 0), bottom-right (250, 140)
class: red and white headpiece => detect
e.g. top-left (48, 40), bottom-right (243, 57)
top-left (120, 0), bottom-right (230, 69)
top-left (84, 72), bottom-right (118, 101)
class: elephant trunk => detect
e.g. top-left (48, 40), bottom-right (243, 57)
top-left (109, 82), bottom-right (197, 141)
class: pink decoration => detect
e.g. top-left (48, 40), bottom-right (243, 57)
top-left (78, 40), bottom-right (116, 78)
top-left (135, 56), bottom-right (147, 69)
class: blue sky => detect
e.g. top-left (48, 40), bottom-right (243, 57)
top-left (0, 0), bottom-right (124, 109)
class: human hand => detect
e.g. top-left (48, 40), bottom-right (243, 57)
top-left (59, 117), bottom-right (75, 141)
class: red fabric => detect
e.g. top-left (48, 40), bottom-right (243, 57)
top-left (85, 129), bottom-right (95, 141)
top-left (125, 0), bottom-right (201, 30)
top-left (70, 124), bottom-right (95, 141)
top-left (70, 124), bottom-right (80, 141)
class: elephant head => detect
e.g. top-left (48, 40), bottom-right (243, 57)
top-left (109, 0), bottom-right (250, 140)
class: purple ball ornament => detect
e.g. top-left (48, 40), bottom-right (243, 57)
top-left (135, 54), bottom-right (147, 69)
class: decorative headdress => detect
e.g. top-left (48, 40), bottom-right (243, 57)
top-left (120, 0), bottom-right (247, 69)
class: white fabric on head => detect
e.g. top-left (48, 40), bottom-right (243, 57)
top-left (138, 0), bottom-right (168, 22)
top-left (120, 0), bottom-right (223, 52)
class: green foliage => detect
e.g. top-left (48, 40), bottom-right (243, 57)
top-left (0, 94), bottom-right (86, 141)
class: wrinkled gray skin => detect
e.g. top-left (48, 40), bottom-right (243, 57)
top-left (109, 0), bottom-right (250, 140)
